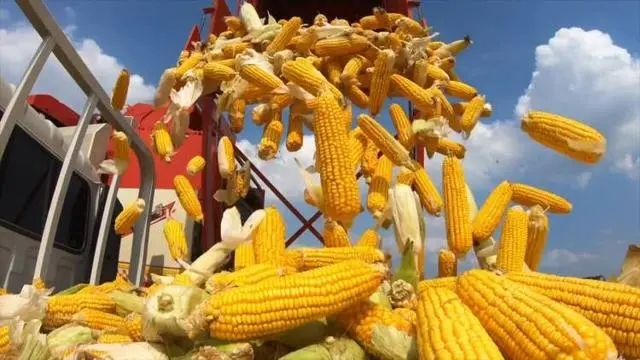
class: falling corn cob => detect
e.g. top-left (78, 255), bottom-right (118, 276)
top-left (495, 205), bottom-right (529, 272)
top-left (114, 199), bottom-right (145, 236)
top-left (284, 247), bottom-right (385, 271)
top-left (314, 34), bottom-right (371, 57)
top-left (281, 58), bottom-right (344, 102)
top-left (229, 98), bottom-right (246, 133)
top-left (472, 180), bottom-right (512, 241)
top-left (233, 241), bottom-right (255, 271)
top-left (521, 110), bottom-right (606, 164)
top-left (416, 287), bottom-right (503, 360)
top-left (174, 175), bottom-right (203, 222)
top-left (252, 206), bottom-right (286, 265)
top-left (356, 228), bottom-right (381, 248)
top-left (205, 263), bottom-right (291, 294)
top-left (150, 121), bottom-right (174, 162)
top-left (238, 62), bottom-right (285, 91)
top-left (457, 270), bottom-right (618, 360)
top-left (111, 69), bottom-right (130, 111)
top-left (358, 114), bottom-right (415, 170)
top-left (322, 219), bottom-right (352, 247)
top-left (367, 155), bottom-right (393, 220)
top-left (348, 127), bottom-right (369, 172)
top-left (258, 115), bottom-right (284, 160)
top-left (203, 61), bottom-right (237, 82)
top-left (424, 137), bottom-right (466, 159)
top-left (510, 182), bottom-right (573, 213)
top-left (505, 270), bottom-right (640, 358)
top-left (163, 219), bottom-right (189, 262)
top-left (202, 260), bottom-right (384, 341)
top-left (341, 55), bottom-right (371, 86)
top-left (437, 249), bottom-right (457, 277)
top-left (266, 16), bottom-right (303, 55)
top-left (368, 49), bottom-right (395, 116)
top-left (217, 136), bottom-right (236, 179)
top-left (389, 103), bottom-right (414, 150)
top-left (524, 205), bottom-right (549, 271)
top-left (286, 111), bottom-right (304, 152)
top-left (412, 164), bottom-right (443, 216)
top-left (186, 155), bottom-right (206, 176)
top-left (440, 80), bottom-right (477, 101)
top-left (459, 94), bottom-right (485, 138)
top-left (452, 101), bottom-right (492, 117)
top-left (361, 140), bottom-right (379, 183)
top-left (346, 84), bottom-right (370, 108)
top-left (442, 157), bottom-right (472, 257)
top-left (389, 74), bottom-right (436, 114)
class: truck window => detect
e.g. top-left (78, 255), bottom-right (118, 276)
top-left (0, 120), bottom-right (90, 253)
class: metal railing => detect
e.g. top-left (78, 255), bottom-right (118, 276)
top-left (0, 0), bottom-right (156, 286)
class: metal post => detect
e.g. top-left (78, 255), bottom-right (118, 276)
top-left (33, 94), bottom-right (98, 280)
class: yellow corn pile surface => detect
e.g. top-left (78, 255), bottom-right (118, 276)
top-left (4, 4), bottom-right (633, 360)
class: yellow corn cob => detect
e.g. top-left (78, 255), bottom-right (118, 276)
top-left (505, 271), bottom-right (640, 358)
top-left (315, 91), bottom-right (361, 223)
top-left (0, 288), bottom-right (7, 295)
top-left (342, 101), bottom-right (353, 130)
top-left (395, 70), bottom-right (436, 102)
top-left (440, 80), bottom-right (477, 101)
top-left (72, 308), bottom-right (125, 331)
top-left (292, 28), bottom-right (318, 54)
top-left (172, 272), bottom-right (194, 286)
top-left (430, 87), bottom-right (456, 121)
top-left (395, 16), bottom-right (426, 36)
top-left (412, 58), bottom-right (429, 88)
top-left (389, 103), bottom-right (414, 149)
top-left (392, 307), bottom-right (417, 325)
top-left (114, 198), bottom-right (145, 236)
top-left (44, 294), bottom-right (116, 329)
top-left (32, 277), bottom-right (46, 290)
top-left (97, 334), bottom-right (133, 344)
top-left (251, 104), bottom-right (272, 125)
top-left (177, 50), bottom-right (189, 66)
top-left (437, 249), bottom-right (457, 277)
top-left (524, 205), bottom-right (549, 271)
top-left (348, 127), bottom-right (369, 172)
top-left (213, 58), bottom-right (236, 69)
top-left (521, 110), bottom-right (607, 164)
top-left (120, 313), bottom-right (143, 341)
top-left (361, 140), bottom-right (379, 182)
top-left (221, 42), bottom-right (251, 58)
top-left (281, 58), bottom-right (344, 102)
top-left (284, 247), bottom-right (385, 270)
top-left (425, 63), bottom-right (450, 82)
top-left (0, 325), bottom-right (11, 355)
top-left (229, 98), bottom-right (246, 133)
top-left (111, 69), bottom-right (130, 111)
top-left (239, 63), bottom-right (285, 90)
top-left (368, 49), bottom-right (395, 116)
top-left (252, 206), bottom-right (286, 265)
top-left (321, 219), bottom-right (351, 247)
top-left (337, 301), bottom-right (415, 359)
top-left (234, 241), bottom-right (255, 271)
top-left (174, 47), bottom-right (203, 79)
top-left (443, 35), bottom-right (472, 56)
top-left (203, 62), bottom-right (237, 82)
top-left (416, 277), bottom-right (457, 293)
top-left (357, 71), bottom-right (372, 88)
top-left (358, 114), bottom-right (414, 170)
top-left (324, 57), bottom-right (343, 87)
top-left (472, 180), bottom-right (512, 241)
top-left (510, 182), bottom-right (572, 213)
top-left (224, 16), bottom-right (243, 31)
top-left (459, 95), bottom-right (485, 137)
top-left (218, 136), bottom-right (236, 179)
top-left (367, 155), bottom-right (393, 219)
top-left (258, 116), bottom-right (284, 160)
top-left (205, 260), bottom-right (384, 340)
top-left (443, 156), bottom-right (472, 257)
top-left (76, 275), bottom-right (131, 295)
top-left (186, 155), bottom-right (206, 176)
top-left (416, 287), bottom-right (503, 360)
top-left (457, 270), bottom-right (618, 360)
top-left (345, 84), bottom-right (369, 108)
top-left (265, 16), bottom-right (302, 55)
top-left (314, 34), bottom-right (371, 57)
top-left (424, 137), bottom-right (466, 159)
top-left (396, 167), bottom-right (415, 186)
top-left (356, 228), bottom-right (380, 248)
top-left (174, 175), bottom-right (203, 222)
top-left (495, 205), bottom-right (529, 272)
top-left (238, 82), bottom-right (268, 103)
top-left (341, 55), bottom-right (371, 86)
top-left (305, 55), bottom-right (324, 69)
top-left (163, 219), bottom-right (189, 262)
top-left (270, 93), bottom-right (294, 110)
top-left (151, 121), bottom-right (174, 162)
top-left (452, 101), bottom-right (492, 117)
top-left (205, 264), bottom-right (291, 294)
top-left (413, 165), bottom-right (443, 216)
top-left (286, 112), bottom-right (304, 152)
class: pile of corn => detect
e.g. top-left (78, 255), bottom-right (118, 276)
top-left (1, 3), bottom-right (637, 360)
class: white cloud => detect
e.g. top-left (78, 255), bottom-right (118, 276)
top-left (0, 19), bottom-right (155, 112)
top-left (542, 248), bottom-right (599, 268)
top-left (63, 6), bottom-right (76, 22)
top-left (576, 171), bottom-right (593, 188)
top-left (613, 154), bottom-right (640, 180)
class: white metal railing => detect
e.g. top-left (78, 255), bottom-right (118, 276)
top-left (0, 0), bottom-right (156, 286)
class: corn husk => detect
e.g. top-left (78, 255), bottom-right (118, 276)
top-left (16, 329), bottom-right (48, 360)
top-left (269, 319), bottom-right (329, 349)
top-left (368, 284), bottom-right (392, 309)
top-left (616, 244), bottom-right (640, 287)
top-left (108, 291), bottom-right (145, 316)
top-left (46, 324), bottom-right (94, 357)
top-left (0, 285), bottom-right (50, 322)
top-left (143, 285), bottom-right (205, 337)
top-left (62, 342), bottom-right (168, 360)
top-left (55, 284), bottom-right (88, 296)
top-left (368, 324), bottom-right (418, 360)
top-left (279, 337), bottom-right (366, 360)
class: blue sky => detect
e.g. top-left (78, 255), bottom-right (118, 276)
top-left (0, 1), bottom-right (638, 278)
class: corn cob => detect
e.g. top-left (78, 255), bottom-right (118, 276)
top-left (286, 111), bottom-right (304, 152)
top-left (314, 91), bottom-right (361, 223)
top-left (452, 101), bottom-right (492, 117)
top-left (151, 121), bottom-right (174, 162)
top-left (72, 309), bottom-right (125, 331)
top-left (361, 140), bottom-right (379, 183)
top-left (424, 137), bottom-right (466, 159)
top-left (293, 28), bottom-right (318, 54)
top-left (204, 260), bottom-right (385, 340)
top-left (239, 63), bottom-right (285, 90)
top-left (252, 206), bottom-right (286, 265)
top-left (472, 180), bottom-right (512, 241)
top-left (97, 334), bottom-right (133, 344)
top-left (229, 98), bottom-right (246, 133)
top-left (369, 49), bottom-right (395, 116)
top-left (412, 59), bottom-right (429, 88)
top-left (251, 103), bottom-right (272, 125)
top-left (121, 313), bottom-right (143, 341)
top-left (346, 84), bottom-right (370, 108)
top-left (324, 57), bottom-right (343, 87)
top-left (457, 270), bottom-right (618, 360)
top-left (356, 228), bottom-right (381, 248)
top-left (524, 205), bottom-right (549, 271)
top-left (367, 155), bottom-right (393, 219)
top-left (322, 219), bottom-right (352, 247)
top-left (416, 287), bottom-right (503, 360)
top-left (341, 55), bottom-right (371, 86)
top-left (202, 62), bottom-right (237, 81)
top-left (217, 136), bottom-right (236, 179)
top-left (111, 69), bottom-right (130, 111)
top-left (440, 80), bottom-right (478, 101)
top-left (174, 175), bottom-right (203, 222)
top-left (358, 114), bottom-right (415, 170)
top-left (114, 199), bottom-right (145, 236)
top-left (221, 42), bottom-right (251, 58)
top-left (510, 182), bottom-right (572, 213)
top-left (76, 275), bottom-right (132, 295)
top-left (0, 288), bottom-right (6, 295)
top-left (390, 74), bottom-right (436, 113)
top-left (258, 115), bottom-right (284, 160)
top-left (0, 325), bottom-right (12, 355)
top-left (234, 241), bottom-right (255, 271)
top-left (205, 264), bottom-right (291, 294)
top-left (505, 271), bottom-right (640, 358)
top-left (44, 294), bottom-right (116, 329)
top-left (314, 34), bottom-right (371, 57)
top-left (348, 127), bottom-right (369, 172)
top-left (444, 35), bottom-right (472, 56)
top-left (342, 101), bottom-right (353, 130)
top-left (396, 167), bottom-right (415, 186)
top-left (437, 249), bottom-right (457, 277)
top-left (284, 247), bottom-right (385, 270)
top-left (281, 58), bottom-right (343, 102)
top-left (357, 71), bottom-right (373, 88)
top-left (266, 16), bottom-right (302, 55)
top-left (496, 205), bottom-right (529, 272)
top-left (392, 307), bottom-right (417, 326)
top-left (413, 164), bottom-right (443, 216)
top-left (163, 219), bottom-right (189, 262)
top-left (521, 110), bottom-right (606, 164)
top-left (442, 157), bottom-right (472, 257)
top-left (417, 277), bottom-right (457, 293)
top-left (186, 155), bottom-right (206, 176)
top-left (459, 94), bottom-right (485, 138)
top-left (389, 103), bottom-right (414, 150)
top-left (32, 277), bottom-right (46, 290)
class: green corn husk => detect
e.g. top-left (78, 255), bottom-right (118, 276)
top-left (279, 337), bottom-right (366, 360)
top-left (109, 291), bottom-right (145, 316)
top-left (17, 332), bottom-right (48, 360)
top-left (269, 319), bottom-right (328, 349)
top-left (368, 283), bottom-right (392, 309)
top-left (392, 241), bottom-right (418, 288)
top-left (46, 324), bottom-right (94, 358)
top-left (55, 283), bottom-right (88, 296)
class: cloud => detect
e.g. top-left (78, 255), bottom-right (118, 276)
top-left (543, 248), bottom-right (599, 267)
top-left (0, 18), bottom-right (155, 112)
top-left (613, 154), bottom-right (640, 180)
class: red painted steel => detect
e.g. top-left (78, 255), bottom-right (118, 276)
top-left (183, 25), bottom-right (201, 51)
top-left (27, 94), bottom-right (80, 126)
